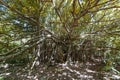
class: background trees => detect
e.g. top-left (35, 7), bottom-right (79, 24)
top-left (0, 0), bottom-right (120, 70)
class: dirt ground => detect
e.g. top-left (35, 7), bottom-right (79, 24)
top-left (0, 61), bottom-right (120, 80)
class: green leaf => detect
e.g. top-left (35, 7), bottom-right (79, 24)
top-left (0, 77), bottom-right (4, 80)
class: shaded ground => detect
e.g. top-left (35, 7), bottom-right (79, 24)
top-left (0, 61), bottom-right (120, 80)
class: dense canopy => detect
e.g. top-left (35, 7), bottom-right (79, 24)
top-left (0, 0), bottom-right (120, 79)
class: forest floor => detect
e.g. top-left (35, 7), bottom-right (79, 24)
top-left (0, 61), bottom-right (120, 80)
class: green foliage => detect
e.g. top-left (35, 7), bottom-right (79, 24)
top-left (0, 77), bottom-right (4, 80)
top-left (0, 0), bottom-right (120, 72)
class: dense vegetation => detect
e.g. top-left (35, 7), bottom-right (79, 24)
top-left (0, 0), bottom-right (120, 79)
